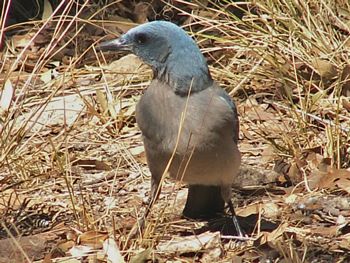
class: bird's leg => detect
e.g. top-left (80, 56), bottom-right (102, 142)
top-left (148, 176), bottom-right (161, 208)
top-left (142, 176), bottom-right (162, 224)
top-left (183, 185), bottom-right (225, 219)
top-left (227, 199), bottom-right (245, 238)
top-left (142, 176), bottom-right (161, 224)
top-left (127, 176), bottom-right (161, 241)
top-left (221, 185), bottom-right (245, 238)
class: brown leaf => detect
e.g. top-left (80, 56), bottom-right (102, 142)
top-left (338, 235), bottom-right (350, 250)
top-left (96, 89), bottom-right (109, 115)
top-left (340, 65), bottom-right (350, 96)
top-left (239, 142), bottom-right (261, 156)
top-left (288, 162), bottom-right (302, 184)
top-left (107, 54), bottom-right (144, 74)
top-left (312, 169), bottom-right (350, 193)
top-left (336, 177), bottom-right (350, 194)
top-left (243, 103), bottom-right (276, 121)
top-left (237, 202), bottom-right (280, 218)
top-left (133, 3), bottom-right (151, 24)
top-left (57, 240), bottom-right (75, 252)
top-left (0, 233), bottom-right (57, 262)
top-left (104, 16), bottom-right (135, 34)
top-left (11, 33), bottom-right (35, 48)
top-left (309, 225), bottom-right (339, 237)
top-left (78, 230), bottom-right (108, 249)
top-left (129, 248), bottom-right (152, 263)
top-left (259, 223), bottom-right (288, 244)
top-left (343, 97), bottom-right (350, 112)
top-left (236, 203), bottom-right (259, 217)
top-left (261, 145), bottom-right (275, 162)
top-left (311, 58), bottom-right (338, 80)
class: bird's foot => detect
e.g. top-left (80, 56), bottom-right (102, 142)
top-left (231, 214), bottom-right (246, 238)
top-left (221, 234), bottom-right (253, 242)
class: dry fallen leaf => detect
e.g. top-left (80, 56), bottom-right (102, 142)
top-left (0, 233), bottom-right (58, 262)
top-left (309, 225), bottom-right (340, 237)
top-left (107, 54), bottom-right (144, 74)
top-left (312, 58), bottom-right (338, 80)
top-left (104, 15), bottom-right (136, 33)
top-left (0, 79), bottom-right (14, 115)
top-left (11, 33), bottom-right (35, 48)
top-left (129, 248), bottom-right (152, 263)
top-left (96, 89), bottom-right (109, 115)
top-left (15, 93), bottom-right (85, 134)
top-left (237, 201), bottom-right (280, 219)
top-left (103, 238), bottom-right (125, 263)
top-left (242, 103), bottom-right (276, 121)
top-left (78, 230), bottom-right (108, 249)
top-left (311, 169), bottom-right (350, 193)
top-left (157, 231), bottom-right (221, 253)
top-left (42, 0), bottom-right (53, 20)
top-left (261, 145), bottom-right (275, 162)
top-left (259, 223), bottom-right (288, 244)
top-left (69, 245), bottom-right (93, 258)
top-left (340, 64), bottom-right (350, 96)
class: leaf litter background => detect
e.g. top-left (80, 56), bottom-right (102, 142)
top-left (0, 0), bottom-right (350, 262)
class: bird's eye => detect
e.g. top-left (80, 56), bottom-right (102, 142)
top-left (135, 33), bottom-right (148, 44)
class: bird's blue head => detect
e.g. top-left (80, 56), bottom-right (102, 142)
top-left (98, 21), bottom-right (213, 95)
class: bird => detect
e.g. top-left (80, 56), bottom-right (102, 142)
top-left (98, 21), bottom-right (243, 237)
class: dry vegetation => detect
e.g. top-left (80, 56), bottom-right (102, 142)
top-left (0, 0), bottom-right (350, 262)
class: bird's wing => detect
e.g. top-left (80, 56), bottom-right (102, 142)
top-left (217, 89), bottom-right (240, 144)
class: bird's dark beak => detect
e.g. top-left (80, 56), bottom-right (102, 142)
top-left (97, 35), bottom-right (132, 52)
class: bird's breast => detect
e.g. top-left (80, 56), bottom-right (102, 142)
top-left (136, 82), bottom-right (182, 149)
top-left (136, 80), bottom-right (235, 152)
top-left (135, 80), bottom-right (240, 185)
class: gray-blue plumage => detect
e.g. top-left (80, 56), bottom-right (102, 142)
top-left (119, 21), bottom-right (212, 95)
top-left (98, 21), bottom-right (243, 236)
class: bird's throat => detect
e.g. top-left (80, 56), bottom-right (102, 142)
top-left (154, 66), bottom-right (213, 96)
